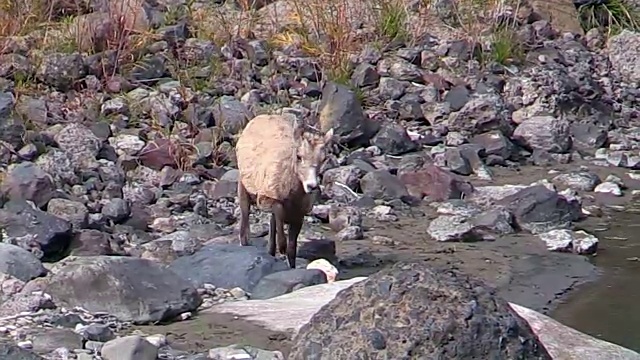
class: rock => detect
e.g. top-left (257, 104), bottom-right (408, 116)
top-left (328, 206), bottom-right (362, 232)
top-left (471, 131), bottom-right (515, 160)
top-left (27, 328), bottom-right (83, 354)
top-left (306, 259), bottom-right (338, 283)
top-left (212, 96), bottom-right (253, 135)
top-left (288, 262), bottom-right (551, 359)
top-left (53, 123), bottom-right (102, 166)
top-left (359, 170), bottom-right (409, 201)
top-left (0, 162), bottom-right (56, 208)
top-left (43, 256), bottom-right (201, 323)
top-left (498, 185), bottom-right (581, 234)
top-left (101, 198), bottom-right (131, 222)
top-left (399, 164), bottom-right (474, 201)
top-left (538, 229), bottom-right (599, 254)
top-left (594, 181), bottom-right (623, 196)
top-left (206, 278), bottom-right (640, 359)
top-left (169, 243), bottom-right (289, 291)
top-left (529, 0), bottom-right (582, 35)
top-left (512, 115), bottom-right (572, 153)
top-left (471, 208), bottom-right (515, 235)
top-left (447, 93), bottom-right (512, 136)
top-left (46, 198), bottom-right (89, 229)
top-left (509, 303), bottom-right (640, 360)
top-left (101, 335), bottom-right (158, 360)
top-left (208, 344), bottom-right (284, 360)
top-left (0, 200), bottom-right (72, 259)
top-left (608, 30), bottom-right (640, 84)
top-left (0, 243), bottom-right (47, 282)
top-left (318, 82), bottom-right (378, 145)
top-left (553, 171), bottom-right (601, 192)
top-left (427, 215), bottom-right (489, 242)
top-left (321, 165), bottom-right (365, 192)
top-left (369, 123), bottom-right (417, 155)
top-left (0, 343), bottom-right (46, 359)
top-left (250, 269), bottom-right (327, 300)
top-left (69, 229), bottom-right (115, 256)
top-left (77, 323), bottom-right (115, 342)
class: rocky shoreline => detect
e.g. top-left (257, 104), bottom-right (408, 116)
top-left (1, 0), bottom-right (640, 358)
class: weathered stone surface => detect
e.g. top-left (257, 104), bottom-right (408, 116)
top-left (43, 256), bottom-right (201, 324)
top-left (288, 262), bottom-right (551, 359)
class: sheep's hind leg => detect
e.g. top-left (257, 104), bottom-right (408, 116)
top-left (286, 217), bottom-right (303, 269)
top-left (268, 213), bottom-right (277, 257)
top-left (271, 203), bottom-right (287, 260)
top-left (238, 182), bottom-right (250, 246)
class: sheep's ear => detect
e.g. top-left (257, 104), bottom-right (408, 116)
top-left (324, 128), bottom-right (335, 144)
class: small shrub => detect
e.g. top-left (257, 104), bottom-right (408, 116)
top-left (577, 0), bottom-right (640, 35)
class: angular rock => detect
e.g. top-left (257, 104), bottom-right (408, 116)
top-left (359, 170), bottom-right (409, 201)
top-left (69, 229), bottom-right (115, 256)
top-left (318, 82), bottom-right (378, 145)
top-left (0, 200), bottom-right (72, 259)
top-left (43, 256), bottom-right (201, 323)
top-left (169, 243), bottom-right (289, 291)
top-left (208, 344), bottom-right (284, 360)
top-left (498, 185), bottom-right (582, 234)
top-left (251, 269), bottom-right (327, 300)
top-left (512, 115), bottom-right (571, 153)
top-left (538, 229), bottom-right (599, 255)
top-left (288, 262), bottom-right (551, 359)
top-left (369, 123), bottom-right (417, 155)
top-left (553, 171), bottom-right (601, 192)
top-left (0, 243), bottom-right (47, 282)
top-left (399, 164), bottom-right (474, 201)
top-left (46, 198), bottom-right (89, 229)
top-left (608, 30), bottom-right (640, 84)
top-left (427, 215), bottom-right (488, 242)
top-left (101, 335), bottom-right (158, 360)
top-left (0, 343), bottom-right (46, 360)
top-left (0, 162), bottom-right (56, 208)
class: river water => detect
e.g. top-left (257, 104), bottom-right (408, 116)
top-left (552, 209), bottom-right (640, 352)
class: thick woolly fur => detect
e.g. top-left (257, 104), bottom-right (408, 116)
top-left (235, 114), bottom-right (303, 209)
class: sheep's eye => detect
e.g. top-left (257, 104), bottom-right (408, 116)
top-left (296, 154), bottom-right (302, 161)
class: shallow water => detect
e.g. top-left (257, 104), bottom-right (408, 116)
top-left (552, 210), bottom-right (640, 352)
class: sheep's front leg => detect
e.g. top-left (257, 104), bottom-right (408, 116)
top-left (268, 213), bottom-right (277, 257)
top-left (271, 202), bottom-right (287, 259)
top-left (238, 181), bottom-right (250, 246)
top-left (287, 216), bottom-right (303, 269)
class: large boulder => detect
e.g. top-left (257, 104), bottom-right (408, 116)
top-left (169, 243), bottom-right (290, 292)
top-left (288, 262), bottom-right (551, 359)
top-left (43, 256), bottom-right (201, 324)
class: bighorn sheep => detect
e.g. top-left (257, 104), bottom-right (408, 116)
top-left (235, 114), bottom-right (334, 268)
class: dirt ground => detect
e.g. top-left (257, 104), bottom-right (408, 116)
top-left (133, 162), bottom-right (640, 355)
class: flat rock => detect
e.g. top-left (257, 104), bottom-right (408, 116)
top-left (169, 243), bottom-right (289, 292)
top-left (43, 256), bottom-right (201, 324)
top-left (250, 269), bottom-right (327, 300)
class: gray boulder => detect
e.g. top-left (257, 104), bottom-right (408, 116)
top-left (43, 256), bottom-right (201, 324)
top-left (288, 262), bottom-right (551, 359)
top-left (0, 200), bottom-right (72, 260)
top-left (251, 269), bottom-right (327, 300)
top-left (169, 243), bottom-right (289, 292)
top-left (0, 243), bottom-right (47, 282)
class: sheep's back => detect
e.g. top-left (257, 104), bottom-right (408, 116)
top-left (236, 115), bottom-right (300, 203)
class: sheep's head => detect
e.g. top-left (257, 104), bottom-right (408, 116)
top-left (294, 127), bottom-right (335, 194)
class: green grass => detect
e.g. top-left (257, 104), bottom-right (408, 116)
top-left (578, 0), bottom-right (640, 35)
